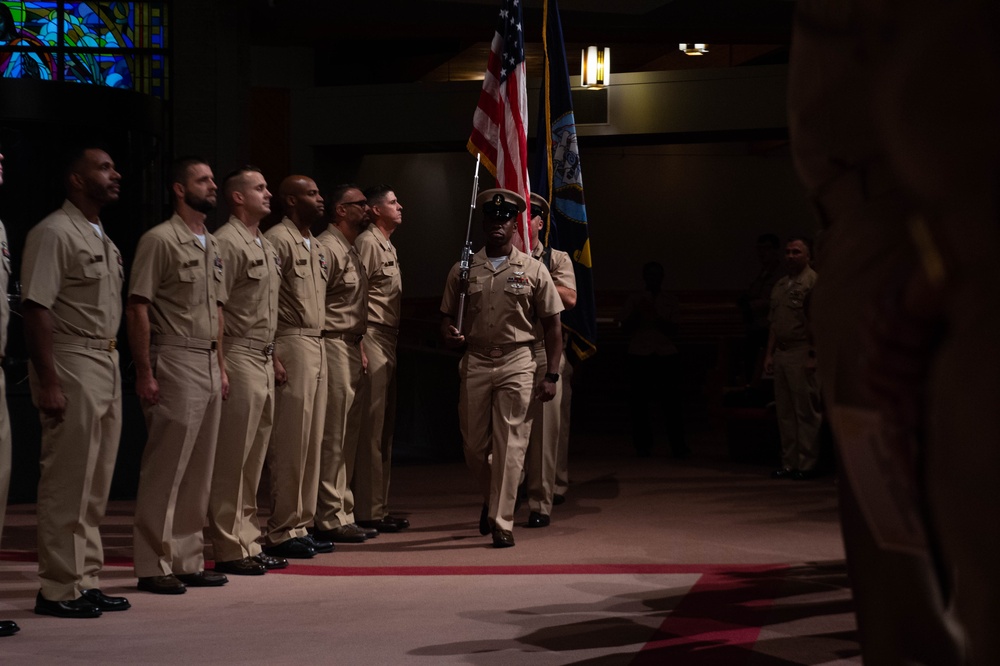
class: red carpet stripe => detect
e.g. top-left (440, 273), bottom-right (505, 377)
top-left (3, 552), bottom-right (785, 578)
top-left (634, 565), bottom-right (789, 665)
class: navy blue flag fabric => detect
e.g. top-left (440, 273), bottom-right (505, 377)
top-left (531, 0), bottom-right (597, 362)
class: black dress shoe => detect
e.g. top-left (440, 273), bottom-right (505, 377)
top-left (137, 574), bottom-right (186, 595)
top-left (492, 528), bottom-right (515, 548)
top-left (175, 571), bottom-right (228, 587)
top-left (313, 525), bottom-right (367, 543)
top-left (264, 539), bottom-right (315, 559)
top-left (385, 514), bottom-right (410, 529)
top-left (357, 518), bottom-right (400, 533)
top-left (0, 620), bottom-right (21, 636)
top-left (253, 552), bottom-right (289, 570)
top-left (552, 493), bottom-right (566, 506)
top-left (771, 467), bottom-right (795, 479)
top-left (526, 511), bottom-right (550, 528)
top-left (214, 557), bottom-right (267, 576)
top-left (479, 504), bottom-right (490, 535)
top-left (34, 591), bottom-right (102, 618)
top-left (348, 523), bottom-right (379, 538)
top-left (80, 588), bottom-right (131, 611)
top-left (299, 534), bottom-right (336, 552)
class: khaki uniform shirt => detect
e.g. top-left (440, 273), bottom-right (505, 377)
top-left (129, 214), bottom-right (225, 340)
top-left (264, 217), bottom-right (327, 333)
top-left (530, 244), bottom-right (576, 342)
top-left (440, 246), bottom-right (563, 346)
top-left (769, 265), bottom-right (818, 347)
top-left (0, 219), bottom-right (10, 356)
top-left (356, 225), bottom-right (401, 329)
top-left (22, 200), bottom-right (123, 339)
top-left (316, 224), bottom-right (368, 335)
top-left (216, 217), bottom-right (280, 342)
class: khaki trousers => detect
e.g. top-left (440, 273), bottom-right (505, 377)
top-left (554, 356), bottom-right (573, 496)
top-left (525, 346), bottom-right (562, 516)
top-left (458, 346), bottom-right (534, 532)
top-left (265, 335), bottom-right (326, 545)
top-left (315, 337), bottom-right (366, 530)
top-left (30, 347), bottom-right (121, 600)
top-left (354, 326), bottom-right (397, 522)
top-left (772, 347), bottom-right (821, 472)
top-left (207, 345), bottom-right (274, 561)
top-left (0, 370), bottom-right (9, 549)
top-left (133, 346), bottom-right (221, 578)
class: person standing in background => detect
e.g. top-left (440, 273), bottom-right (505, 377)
top-left (764, 236), bottom-right (821, 480)
top-left (0, 148), bottom-right (19, 635)
top-left (312, 184), bottom-right (373, 545)
top-left (354, 184), bottom-right (410, 534)
top-left (207, 166), bottom-right (284, 576)
top-left (262, 175), bottom-right (333, 560)
top-left (22, 145), bottom-right (128, 617)
top-left (128, 157), bottom-right (228, 595)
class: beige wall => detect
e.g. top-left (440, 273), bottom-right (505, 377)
top-left (332, 142), bottom-right (815, 299)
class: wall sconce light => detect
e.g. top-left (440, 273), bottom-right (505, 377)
top-left (680, 43), bottom-right (708, 56)
top-left (581, 45), bottom-right (610, 88)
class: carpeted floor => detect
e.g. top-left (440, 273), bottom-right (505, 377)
top-left (0, 434), bottom-right (860, 665)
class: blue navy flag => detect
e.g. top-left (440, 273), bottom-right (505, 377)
top-left (531, 0), bottom-right (597, 362)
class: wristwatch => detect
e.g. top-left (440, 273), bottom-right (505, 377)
top-left (544, 372), bottom-right (560, 383)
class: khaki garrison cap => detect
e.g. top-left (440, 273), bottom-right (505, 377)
top-left (529, 192), bottom-right (550, 217)
top-left (477, 188), bottom-right (526, 220)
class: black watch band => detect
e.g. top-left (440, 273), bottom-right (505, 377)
top-left (544, 372), bottom-right (560, 383)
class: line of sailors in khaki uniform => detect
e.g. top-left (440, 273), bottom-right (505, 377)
top-left (0, 146), bottom-right (575, 628)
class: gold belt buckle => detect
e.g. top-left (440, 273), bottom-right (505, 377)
top-left (108, 339), bottom-right (117, 351)
top-left (488, 347), bottom-right (504, 358)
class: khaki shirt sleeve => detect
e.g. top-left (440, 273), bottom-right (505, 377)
top-left (129, 231), bottom-right (167, 302)
top-left (356, 233), bottom-right (379, 280)
top-left (533, 265), bottom-right (563, 319)
top-left (439, 262), bottom-right (461, 316)
top-left (549, 250), bottom-right (577, 292)
top-left (21, 224), bottom-right (67, 309)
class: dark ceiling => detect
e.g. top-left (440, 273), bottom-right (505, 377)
top-left (251, 0), bottom-right (795, 86)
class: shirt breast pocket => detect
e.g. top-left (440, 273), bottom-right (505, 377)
top-left (503, 281), bottom-right (533, 299)
top-left (178, 266), bottom-right (199, 284)
top-left (466, 281), bottom-right (485, 314)
top-left (70, 258), bottom-right (108, 283)
top-left (292, 263), bottom-right (313, 299)
top-left (66, 257), bottom-right (108, 308)
top-left (248, 263), bottom-right (267, 281)
top-left (382, 264), bottom-right (399, 277)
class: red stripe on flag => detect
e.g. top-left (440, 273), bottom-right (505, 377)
top-left (468, 0), bottom-right (532, 250)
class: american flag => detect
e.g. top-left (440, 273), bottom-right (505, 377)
top-left (467, 0), bottom-right (531, 252)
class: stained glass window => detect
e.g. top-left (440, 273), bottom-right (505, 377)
top-left (0, 1), bottom-right (169, 98)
